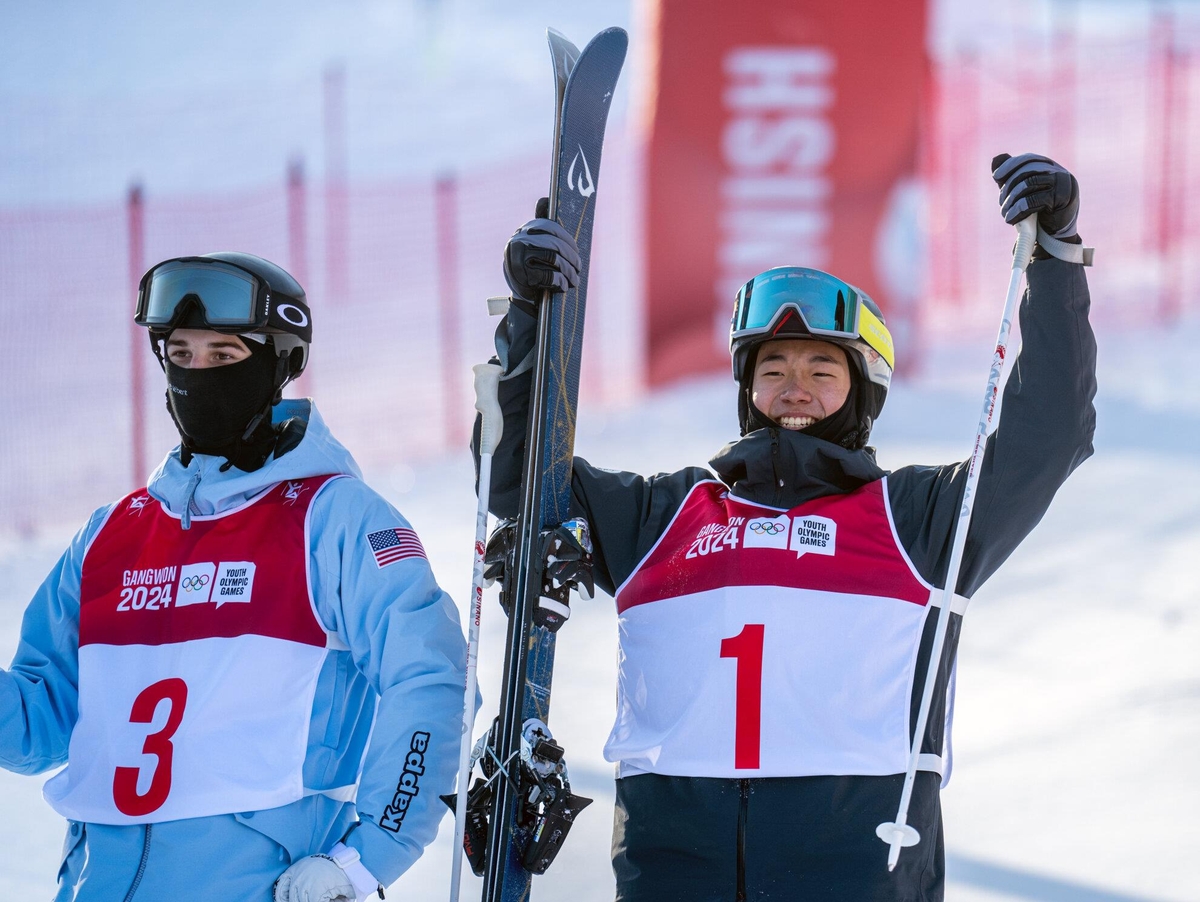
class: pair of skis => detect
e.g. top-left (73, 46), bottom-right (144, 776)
top-left (449, 25), bottom-right (627, 902)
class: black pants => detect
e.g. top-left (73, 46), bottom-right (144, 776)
top-left (612, 773), bottom-right (944, 902)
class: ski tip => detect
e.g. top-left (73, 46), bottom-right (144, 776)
top-left (546, 26), bottom-right (581, 76)
top-left (583, 26), bottom-right (629, 55)
top-left (546, 27), bottom-right (580, 57)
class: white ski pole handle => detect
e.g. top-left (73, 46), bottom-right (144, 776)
top-left (876, 215), bottom-right (1037, 871)
top-left (473, 363), bottom-right (504, 457)
top-left (449, 363), bottom-right (504, 902)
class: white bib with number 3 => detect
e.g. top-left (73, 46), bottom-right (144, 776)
top-left (44, 477), bottom-right (341, 825)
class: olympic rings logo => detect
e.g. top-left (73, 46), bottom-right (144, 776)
top-left (749, 521), bottom-right (786, 535)
top-left (181, 575), bottom-right (210, 592)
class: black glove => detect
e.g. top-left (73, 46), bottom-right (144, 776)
top-left (991, 153), bottom-right (1080, 238)
top-left (502, 198), bottom-right (582, 302)
top-left (482, 518), bottom-right (515, 588)
top-left (539, 518), bottom-right (594, 609)
top-left (482, 517), bottom-right (593, 633)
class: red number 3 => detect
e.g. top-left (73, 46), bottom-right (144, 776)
top-left (113, 678), bottom-right (189, 816)
top-left (720, 624), bottom-right (764, 769)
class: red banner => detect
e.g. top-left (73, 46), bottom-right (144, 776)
top-left (642, 0), bottom-right (929, 384)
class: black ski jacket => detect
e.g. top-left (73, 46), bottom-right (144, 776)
top-left (475, 255), bottom-right (1096, 901)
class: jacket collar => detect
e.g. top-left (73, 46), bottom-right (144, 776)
top-left (147, 399), bottom-right (361, 518)
top-left (709, 426), bottom-right (886, 508)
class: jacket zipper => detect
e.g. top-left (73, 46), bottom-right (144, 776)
top-left (180, 469), bottom-right (202, 530)
top-left (770, 430), bottom-right (785, 507)
top-left (122, 824), bottom-right (152, 902)
top-left (736, 779), bottom-right (749, 902)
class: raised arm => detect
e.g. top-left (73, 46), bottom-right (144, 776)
top-left (889, 154), bottom-right (1097, 595)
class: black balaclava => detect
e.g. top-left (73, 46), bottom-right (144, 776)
top-left (165, 338), bottom-right (283, 471)
top-left (739, 343), bottom-right (870, 450)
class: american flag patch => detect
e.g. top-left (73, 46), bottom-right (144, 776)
top-left (367, 527), bottom-right (426, 568)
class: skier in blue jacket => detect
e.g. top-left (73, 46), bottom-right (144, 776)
top-left (0, 253), bottom-right (467, 901)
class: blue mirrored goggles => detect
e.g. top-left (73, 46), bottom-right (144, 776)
top-left (730, 267), bottom-right (894, 370)
top-left (135, 260), bottom-right (265, 331)
top-left (732, 267), bottom-right (860, 337)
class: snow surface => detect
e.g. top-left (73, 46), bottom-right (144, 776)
top-left (1, 319), bottom-right (1197, 902)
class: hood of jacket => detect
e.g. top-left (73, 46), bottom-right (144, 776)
top-left (709, 425), bottom-right (887, 508)
top-left (146, 399), bottom-right (361, 518)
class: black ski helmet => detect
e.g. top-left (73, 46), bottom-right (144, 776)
top-left (729, 266), bottom-right (894, 441)
top-left (135, 251), bottom-right (311, 384)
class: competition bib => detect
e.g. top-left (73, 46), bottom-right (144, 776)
top-left (44, 476), bottom-right (342, 825)
top-left (606, 479), bottom-right (947, 779)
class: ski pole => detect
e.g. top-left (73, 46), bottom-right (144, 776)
top-left (449, 362), bottom-right (504, 902)
top-left (876, 214), bottom-right (1038, 871)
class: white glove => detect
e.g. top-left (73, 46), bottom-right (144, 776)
top-left (273, 842), bottom-right (382, 902)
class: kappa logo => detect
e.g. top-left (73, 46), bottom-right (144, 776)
top-left (380, 731), bottom-right (431, 832)
top-left (175, 561), bottom-right (256, 607)
top-left (567, 145), bottom-right (595, 198)
top-left (743, 514), bottom-right (838, 558)
top-left (127, 495), bottom-right (152, 515)
top-left (282, 481), bottom-right (308, 505)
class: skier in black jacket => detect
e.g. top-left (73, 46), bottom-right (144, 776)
top-left (476, 153), bottom-right (1096, 901)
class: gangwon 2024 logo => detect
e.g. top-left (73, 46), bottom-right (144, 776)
top-left (685, 513), bottom-right (838, 560)
top-left (685, 518), bottom-right (746, 559)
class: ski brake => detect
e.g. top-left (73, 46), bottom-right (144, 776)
top-left (441, 719), bottom-right (592, 876)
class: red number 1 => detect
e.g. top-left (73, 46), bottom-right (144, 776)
top-left (113, 678), bottom-right (188, 816)
top-left (720, 624), bottom-right (764, 769)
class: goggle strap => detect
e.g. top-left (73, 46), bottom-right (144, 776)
top-left (857, 304), bottom-right (895, 369)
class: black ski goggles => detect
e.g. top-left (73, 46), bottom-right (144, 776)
top-left (730, 267), bottom-right (894, 369)
top-left (134, 258), bottom-right (311, 341)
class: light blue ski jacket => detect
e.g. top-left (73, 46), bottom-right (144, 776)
top-left (0, 400), bottom-right (468, 901)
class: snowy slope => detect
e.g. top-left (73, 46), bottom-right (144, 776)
top-left (1, 319), bottom-right (1196, 902)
